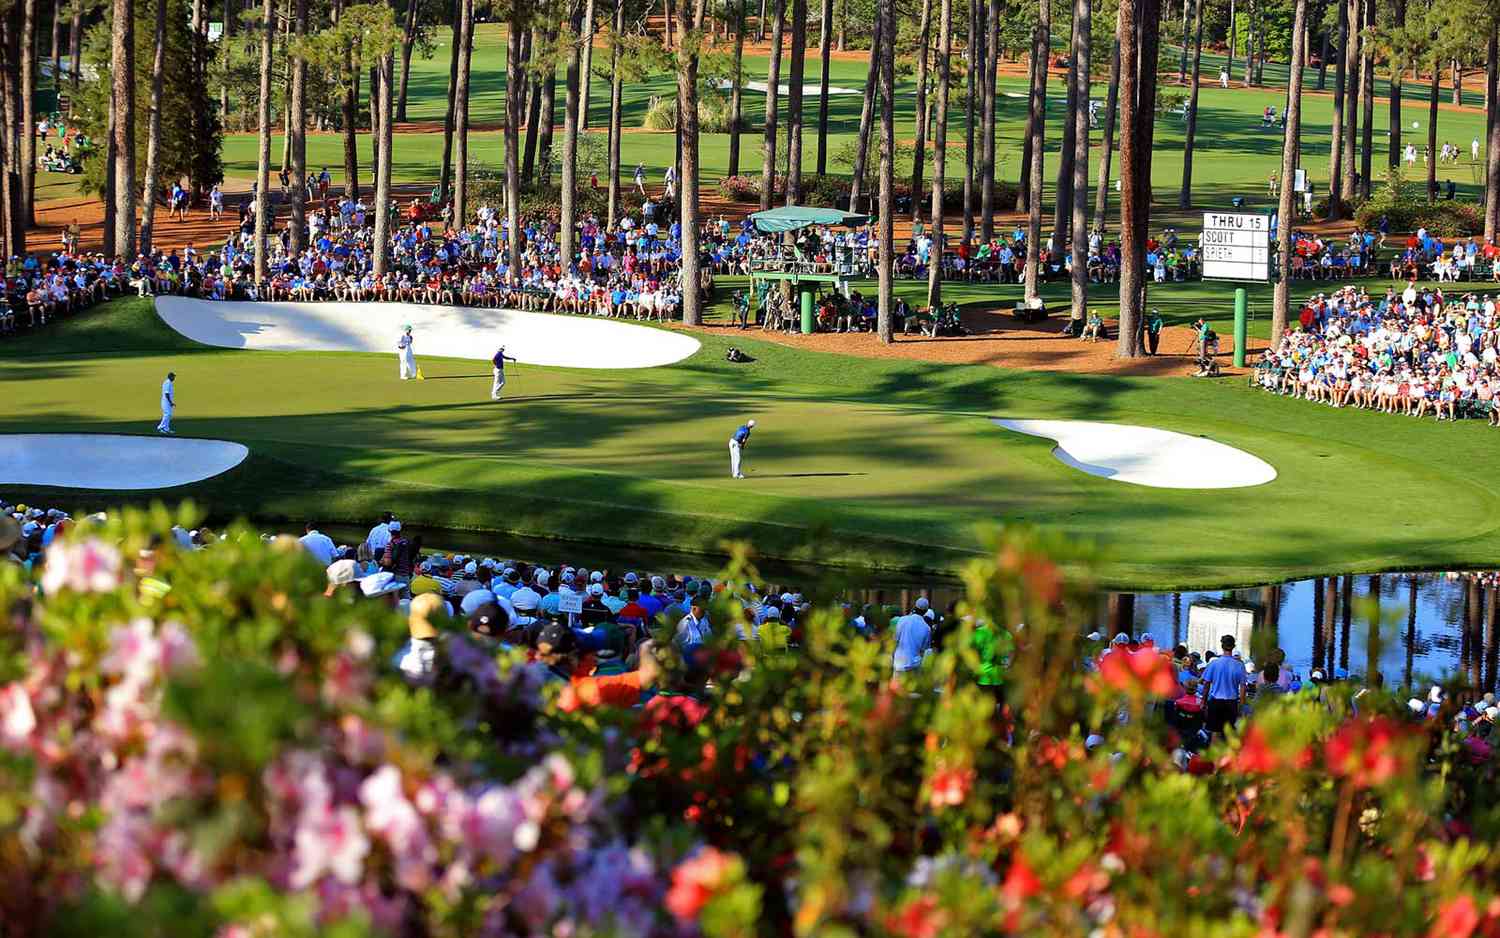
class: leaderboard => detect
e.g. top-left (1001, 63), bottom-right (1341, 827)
top-left (1201, 211), bottom-right (1270, 282)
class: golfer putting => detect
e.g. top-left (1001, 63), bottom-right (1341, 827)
top-left (397, 325), bottom-right (419, 380)
top-left (729, 419), bottom-right (756, 479)
top-left (491, 345), bottom-right (518, 400)
top-left (156, 371), bottom-right (176, 434)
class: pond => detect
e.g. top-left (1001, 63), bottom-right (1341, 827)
top-left (320, 524), bottom-right (1492, 689)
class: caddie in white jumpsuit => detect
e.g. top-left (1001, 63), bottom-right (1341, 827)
top-left (157, 371), bottom-right (176, 434)
top-left (397, 325), bottom-right (416, 379)
top-left (729, 419), bottom-right (755, 479)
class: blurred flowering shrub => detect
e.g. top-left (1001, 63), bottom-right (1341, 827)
top-left (1, 508), bottom-right (1500, 937)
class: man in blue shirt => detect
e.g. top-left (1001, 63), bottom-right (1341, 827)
top-left (729, 419), bottom-right (755, 479)
top-left (1200, 634), bottom-right (1248, 737)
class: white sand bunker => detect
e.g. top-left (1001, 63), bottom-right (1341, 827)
top-left (0, 434), bottom-right (249, 489)
top-left (994, 419), bottom-right (1277, 489)
top-left (155, 298), bottom-right (701, 369)
top-left (715, 79), bottom-right (862, 95)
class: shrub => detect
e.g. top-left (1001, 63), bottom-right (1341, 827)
top-left (641, 91), bottom-right (737, 134)
top-left (1353, 170), bottom-right (1483, 236)
top-left (718, 174), bottom-right (761, 201)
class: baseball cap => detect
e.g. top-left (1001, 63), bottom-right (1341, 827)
top-left (537, 622), bottom-right (577, 655)
top-left (468, 602), bottom-right (509, 637)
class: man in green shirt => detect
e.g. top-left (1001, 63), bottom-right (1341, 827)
top-left (971, 620), bottom-right (1012, 701)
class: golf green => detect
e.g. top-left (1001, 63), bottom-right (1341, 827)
top-left (5, 295), bottom-right (1500, 590)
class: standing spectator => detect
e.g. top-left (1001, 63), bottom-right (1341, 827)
top-left (892, 598), bottom-right (934, 674)
top-left (298, 522), bottom-right (336, 565)
top-left (1199, 634), bottom-right (1248, 737)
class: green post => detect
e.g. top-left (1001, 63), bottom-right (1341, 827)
top-left (1233, 287), bottom-right (1248, 368)
top-left (800, 286), bottom-right (814, 334)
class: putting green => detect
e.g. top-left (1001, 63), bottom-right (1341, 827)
top-left (4, 296), bottom-right (1500, 589)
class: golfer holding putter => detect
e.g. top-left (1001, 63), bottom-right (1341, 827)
top-left (491, 345), bottom-right (518, 400)
top-left (729, 419), bottom-right (755, 479)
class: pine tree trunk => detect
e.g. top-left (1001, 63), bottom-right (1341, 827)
top-left (68, 0), bottom-right (81, 94)
top-left (1014, 20), bottom-right (1032, 212)
top-left (1052, 8), bottom-right (1079, 251)
top-left (1388, 0), bottom-right (1404, 168)
top-left (759, 0), bottom-right (784, 209)
top-left (1022, 0), bottom-right (1048, 302)
top-left (728, 0), bottom-right (746, 176)
top-left (0, 8), bottom-right (20, 257)
top-left (962, 0), bottom-right (976, 237)
top-left (926, 0), bottom-right (952, 308)
top-left (337, 0), bottom-right (359, 199)
top-left (979, 0), bottom-right (999, 240)
top-left (288, 0), bottom-right (307, 251)
top-left (373, 54), bottom-right (393, 275)
top-left (559, 1), bottom-right (583, 262)
top-left (507, 12), bottom-right (524, 274)
top-left (1452, 59), bottom-right (1461, 107)
top-left (396, 0), bottom-right (418, 121)
top-left (1093, 31), bottom-right (1119, 229)
top-left (1485, 18), bottom-right (1498, 243)
top-left (439, 0), bottom-right (461, 200)
top-left (103, 77), bottom-right (116, 256)
top-left (1325, 0), bottom-right (1345, 217)
top-left (1317, 5), bottom-right (1328, 90)
top-left (909, 0), bottom-right (932, 221)
top-left (1427, 63), bottom-right (1438, 202)
top-left (816, 0), bottom-right (833, 175)
top-left (1340, 0), bottom-right (1358, 199)
top-left (757, 0), bottom-right (765, 41)
top-left (678, 0), bottom-right (702, 324)
top-left (140, 0), bottom-right (168, 254)
top-left (113, 0), bottom-right (138, 258)
top-left (876, 0), bottom-right (894, 343)
top-left (1070, 0), bottom-right (1091, 323)
top-left (50, 0), bottom-right (62, 92)
top-left (1357, 0), bottom-right (1372, 199)
top-left (538, 59), bottom-right (556, 186)
top-left (220, 0), bottom-right (230, 119)
top-left (452, 0), bottom-right (472, 225)
top-left (1273, 0), bottom-right (1307, 345)
top-left (785, 0), bottom-right (805, 203)
top-left (607, 0), bottom-right (623, 225)
top-left (1178, 0), bottom-right (1203, 208)
top-left (579, 0), bottom-right (596, 129)
top-left (253, 0), bottom-right (272, 280)
top-left (1115, 0), bottom-right (1160, 357)
top-left (19, 0), bottom-right (36, 225)
top-left (1225, 0), bottom-right (1235, 81)
top-left (522, 65), bottom-right (543, 182)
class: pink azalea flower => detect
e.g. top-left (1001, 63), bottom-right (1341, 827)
top-left (291, 804), bottom-right (370, 888)
top-left (0, 682), bottom-right (36, 749)
top-left (40, 537), bottom-right (124, 595)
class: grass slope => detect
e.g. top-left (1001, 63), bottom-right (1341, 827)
top-left (5, 297), bottom-right (1500, 588)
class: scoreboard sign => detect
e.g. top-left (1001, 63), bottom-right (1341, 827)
top-left (1201, 211), bottom-right (1270, 282)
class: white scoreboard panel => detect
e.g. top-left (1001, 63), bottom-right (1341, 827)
top-left (1201, 211), bottom-right (1270, 282)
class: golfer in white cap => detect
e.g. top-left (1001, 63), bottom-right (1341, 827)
top-left (157, 371), bottom-right (176, 434)
top-left (491, 345), bottom-right (517, 400)
top-left (397, 325), bottom-right (417, 380)
top-left (729, 419), bottom-right (756, 479)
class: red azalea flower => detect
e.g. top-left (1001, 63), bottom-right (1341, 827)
top-left (1098, 647), bottom-right (1178, 698)
top-left (1429, 894), bottom-right (1480, 938)
top-left (638, 694), bottom-right (708, 733)
top-left (665, 847), bottom-right (737, 921)
top-left (1232, 725), bottom-right (1281, 775)
top-left (928, 765), bottom-right (975, 810)
top-left (886, 895), bottom-right (945, 938)
top-left (1324, 716), bottom-right (1414, 789)
top-left (1002, 854), bottom-right (1043, 904)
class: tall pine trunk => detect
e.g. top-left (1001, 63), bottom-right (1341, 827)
top-left (1093, 32), bottom-right (1120, 229)
top-left (439, 0), bottom-right (461, 200)
top-left (607, 1), bottom-right (624, 225)
top-left (1426, 62), bottom-right (1438, 202)
top-left (140, 0), bottom-right (168, 254)
top-left (962, 0), bottom-right (976, 238)
top-left (677, 0), bottom-right (703, 324)
top-left (373, 54), bottom-right (394, 275)
top-left (1485, 17), bottom-right (1498, 242)
top-left (816, 0), bottom-right (833, 175)
top-left (113, 0), bottom-right (138, 259)
top-left (1340, 0), bottom-right (1358, 200)
top-left (876, 0), bottom-right (894, 343)
top-left (979, 0), bottom-right (999, 240)
top-left (338, 0), bottom-right (360, 199)
top-left (1115, 0), bottom-right (1160, 357)
top-left (1052, 7), bottom-right (1079, 252)
top-left (538, 53), bottom-right (557, 186)
top-left (253, 0), bottom-right (272, 280)
top-left (785, 0), bottom-right (806, 203)
top-left (559, 1), bottom-right (583, 263)
top-left (1273, 0), bottom-right (1308, 344)
top-left (1014, 19), bottom-right (1032, 212)
top-left (19, 0), bottom-right (35, 226)
top-left (396, 0), bottom-right (419, 121)
top-left (1177, 0), bottom-right (1203, 208)
top-left (1357, 0), bottom-right (1372, 199)
top-left (926, 0), bottom-right (952, 308)
top-left (50, 0), bottom-right (62, 93)
top-left (1389, 0), bottom-right (1404, 168)
top-left (507, 13), bottom-right (524, 274)
top-left (909, 0), bottom-right (932, 221)
top-left (578, 0), bottom-right (595, 129)
top-left (452, 0), bottom-right (472, 226)
top-left (288, 0), bottom-right (308, 252)
top-left (0, 7), bottom-right (20, 256)
top-left (1326, 0), bottom-right (1346, 217)
top-left (1070, 0), bottom-right (1091, 323)
top-left (522, 48), bottom-right (543, 183)
top-left (728, 0), bottom-right (746, 175)
top-left (69, 0), bottom-right (81, 95)
top-left (1022, 0), bottom-right (1049, 302)
top-left (759, 0), bottom-right (784, 209)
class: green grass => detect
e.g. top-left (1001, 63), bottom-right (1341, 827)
top-left (213, 23), bottom-right (1492, 232)
top-left (6, 295), bottom-right (1500, 590)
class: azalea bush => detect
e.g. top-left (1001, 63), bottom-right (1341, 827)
top-left (3, 507), bottom-right (1500, 937)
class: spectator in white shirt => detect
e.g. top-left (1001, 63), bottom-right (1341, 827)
top-left (366, 512), bottom-right (394, 556)
top-left (892, 598), bottom-right (934, 673)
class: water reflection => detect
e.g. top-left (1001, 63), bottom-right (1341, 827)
top-left (1126, 574), bottom-right (1499, 690)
